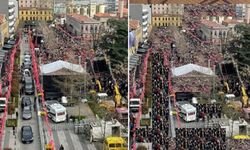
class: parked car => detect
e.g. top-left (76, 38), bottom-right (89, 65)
top-left (24, 77), bottom-right (34, 95)
top-left (21, 125), bottom-right (33, 143)
top-left (21, 97), bottom-right (32, 109)
top-left (22, 106), bottom-right (32, 120)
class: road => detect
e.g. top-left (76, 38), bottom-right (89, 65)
top-left (19, 34), bottom-right (40, 150)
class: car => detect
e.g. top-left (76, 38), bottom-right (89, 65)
top-left (21, 126), bottom-right (33, 143)
top-left (22, 106), bottom-right (32, 120)
top-left (21, 97), bottom-right (32, 109)
top-left (24, 51), bottom-right (30, 55)
top-left (24, 77), bottom-right (34, 95)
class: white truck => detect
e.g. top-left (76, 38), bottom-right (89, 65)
top-left (87, 119), bottom-right (126, 142)
top-left (45, 101), bottom-right (67, 122)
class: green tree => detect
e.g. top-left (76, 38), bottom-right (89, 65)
top-left (228, 24), bottom-right (250, 79)
top-left (99, 19), bottom-right (128, 75)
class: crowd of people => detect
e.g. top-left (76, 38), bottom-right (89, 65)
top-left (194, 103), bottom-right (222, 121)
top-left (176, 128), bottom-right (226, 150)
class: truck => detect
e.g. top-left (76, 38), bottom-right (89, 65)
top-left (85, 119), bottom-right (126, 143)
top-left (0, 97), bottom-right (6, 112)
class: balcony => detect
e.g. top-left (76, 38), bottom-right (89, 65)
top-left (142, 14), bottom-right (148, 20)
top-left (9, 21), bottom-right (14, 28)
top-left (142, 20), bottom-right (147, 26)
top-left (8, 8), bottom-right (14, 14)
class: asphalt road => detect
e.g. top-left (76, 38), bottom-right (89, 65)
top-left (18, 34), bottom-right (40, 150)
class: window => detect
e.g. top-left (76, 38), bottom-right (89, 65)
top-left (21, 11), bottom-right (23, 14)
top-left (36, 11), bottom-right (38, 14)
top-left (22, 17), bottom-right (24, 20)
top-left (188, 112), bottom-right (195, 116)
top-left (26, 17), bottom-right (28, 20)
top-left (57, 112), bottom-right (65, 116)
top-left (30, 17), bottom-right (32, 20)
top-left (44, 11), bottom-right (46, 15)
top-left (26, 11), bottom-right (28, 14)
top-left (40, 11), bottom-right (42, 14)
top-left (33, 12), bottom-right (35, 14)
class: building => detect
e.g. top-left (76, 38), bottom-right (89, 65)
top-left (129, 4), bottom-right (151, 43)
top-left (19, 8), bottom-right (53, 21)
top-left (245, 4), bottom-right (250, 23)
top-left (199, 19), bottom-right (229, 43)
top-left (19, 0), bottom-right (53, 21)
top-left (236, 4), bottom-right (246, 19)
top-left (54, 3), bottom-right (67, 15)
top-left (65, 13), bottom-right (100, 38)
top-left (66, 3), bottom-right (106, 17)
top-left (0, 0), bottom-right (18, 39)
top-left (0, 14), bottom-right (9, 47)
top-left (129, 19), bottom-right (142, 56)
top-left (18, 0), bottom-right (52, 8)
top-left (152, 14), bottom-right (182, 27)
top-left (94, 13), bottom-right (117, 27)
top-left (151, 4), bottom-right (184, 15)
top-left (222, 19), bottom-right (240, 33)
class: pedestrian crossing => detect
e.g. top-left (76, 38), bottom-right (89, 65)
top-left (49, 124), bottom-right (101, 150)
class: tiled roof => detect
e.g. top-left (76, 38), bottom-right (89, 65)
top-left (130, 19), bottom-right (140, 30)
top-left (67, 13), bottom-right (98, 23)
top-left (201, 19), bottom-right (224, 28)
top-left (94, 13), bottom-right (117, 18)
top-left (222, 19), bottom-right (239, 24)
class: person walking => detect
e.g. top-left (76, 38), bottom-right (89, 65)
top-left (59, 144), bottom-right (64, 150)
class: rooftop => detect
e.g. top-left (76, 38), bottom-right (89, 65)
top-left (67, 13), bottom-right (98, 23)
top-left (129, 19), bottom-right (140, 30)
top-left (201, 19), bottom-right (225, 28)
top-left (222, 19), bottom-right (239, 25)
top-left (94, 13), bottom-right (117, 18)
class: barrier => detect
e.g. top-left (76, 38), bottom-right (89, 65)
top-left (0, 33), bottom-right (21, 149)
top-left (131, 48), bottom-right (152, 150)
top-left (28, 31), bottom-right (55, 150)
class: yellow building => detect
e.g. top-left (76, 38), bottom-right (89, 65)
top-left (152, 14), bottom-right (182, 27)
top-left (0, 14), bottom-right (9, 47)
top-left (129, 20), bottom-right (143, 56)
top-left (19, 8), bottom-right (53, 21)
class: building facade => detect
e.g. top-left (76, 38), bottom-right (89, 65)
top-left (129, 4), bottom-right (151, 43)
top-left (66, 3), bottom-right (106, 17)
top-left (65, 13), bottom-right (100, 38)
top-left (19, 0), bottom-right (53, 21)
top-left (0, 0), bottom-right (18, 39)
top-left (19, 0), bottom-right (52, 8)
top-left (151, 4), bottom-right (184, 15)
top-left (0, 14), bottom-right (9, 47)
top-left (129, 19), bottom-right (142, 56)
top-left (152, 15), bottom-right (182, 27)
top-left (19, 8), bottom-right (53, 21)
top-left (199, 19), bottom-right (229, 43)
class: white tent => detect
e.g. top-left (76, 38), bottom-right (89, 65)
top-left (171, 64), bottom-right (215, 77)
top-left (40, 60), bottom-right (86, 75)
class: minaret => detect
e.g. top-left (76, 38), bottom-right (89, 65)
top-left (245, 4), bottom-right (250, 23)
top-left (118, 0), bottom-right (124, 18)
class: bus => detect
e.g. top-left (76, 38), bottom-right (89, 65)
top-left (45, 101), bottom-right (66, 122)
top-left (176, 101), bottom-right (196, 122)
top-left (103, 137), bottom-right (127, 150)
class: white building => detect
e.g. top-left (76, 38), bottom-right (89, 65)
top-left (199, 19), bottom-right (229, 44)
top-left (151, 4), bottom-right (184, 15)
top-left (65, 13), bottom-right (100, 38)
top-left (129, 4), bottom-right (151, 44)
top-left (8, 1), bottom-right (15, 39)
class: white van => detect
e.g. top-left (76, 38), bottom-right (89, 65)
top-left (97, 93), bottom-right (108, 103)
top-left (176, 101), bottom-right (196, 122)
top-left (45, 101), bottom-right (66, 122)
top-left (130, 98), bottom-right (140, 112)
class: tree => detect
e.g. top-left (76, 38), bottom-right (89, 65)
top-left (99, 19), bottom-right (128, 75)
top-left (52, 74), bottom-right (91, 104)
top-left (228, 24), bottom-right (250, 79)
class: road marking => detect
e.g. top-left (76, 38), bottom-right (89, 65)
top-left (57, 130), bottom-right (69, 150)
top-left (69, 130), bottom-right (84, 150)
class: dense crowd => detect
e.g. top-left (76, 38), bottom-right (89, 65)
top-left (194, 103), bottom-right (222, 121)
top-left (227, 139), bottom-right (250, 150)
top-left (176, 128), bottom-right (226, 150)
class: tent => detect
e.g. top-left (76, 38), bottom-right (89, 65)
top-left (171, 64), bottom-right (215, 77)
top-left (40, 60), bottom-right (87, 75)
